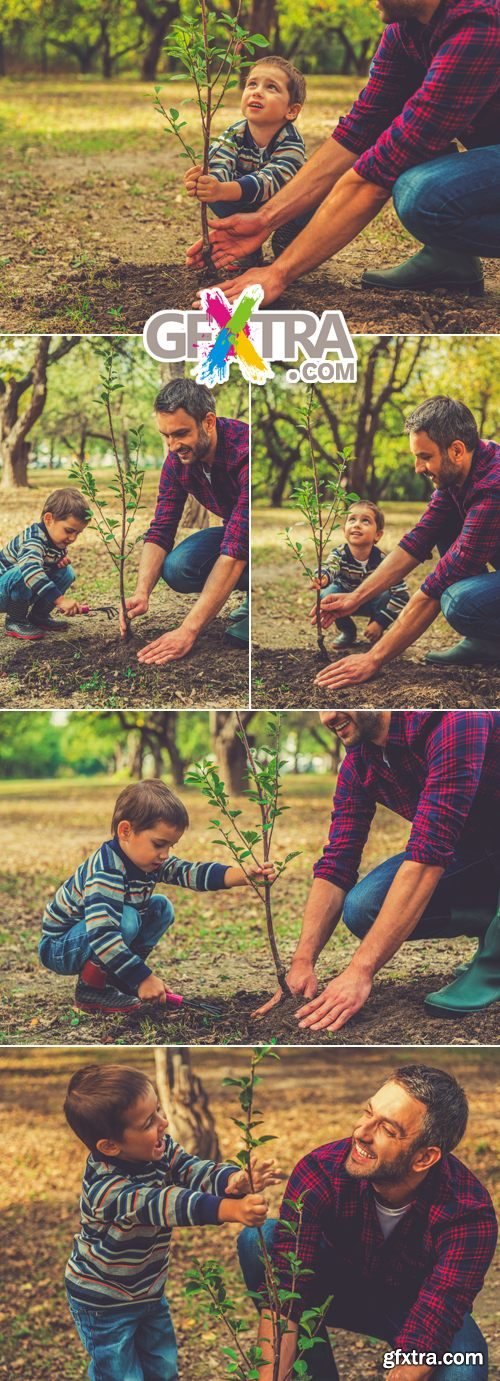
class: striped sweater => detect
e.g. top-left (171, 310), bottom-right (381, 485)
top-left (66, 1139), bottom-right (239, 1308)
top-left (0, 522), bottom-right (66, 605)
top-left (41, 837), bottom-right (228, 992)
top-left (209, 118), bottom-right (306, 207)
top-left (321, 542), bottom-right (409, 629)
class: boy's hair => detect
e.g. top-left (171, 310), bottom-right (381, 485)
top-left (111, 778), bottom-right (189, 835)
top-left (41, 487), bottom-right (90, 524)
top-left (346, 499), bottom-right (385, 534)
top-left (154, 378), bottom-right (216, 424)
top-left (248, 56), bottom-right (306, 107)
top-left (64, 1064), bottom-right (153, 1153)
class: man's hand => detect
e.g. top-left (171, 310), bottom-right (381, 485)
top-left (313, 651), bottom-right (379, 689)
top-left (364, 619), bottom-right (383, 644)
top-left (54, 596), bottom-right (84, 616)
top-left (138, 974), bottom-right (168, 1004)
top-left (136, 625), bottom-right (197, 665)
top-left (311, 591), bottom-right (358, 628)
top-left (186, 208), bottom-right (268, 274)
top-left (196, 263), bottom-right (286, 308)
top-left (252, 956), bottom-right (319, 1018)
top-left (120, 592), bottom-right (149, 637)
top-left (226, 1154), bottom-right (283, 1196)
top-left (296, 966), bottom-right (373, 1032)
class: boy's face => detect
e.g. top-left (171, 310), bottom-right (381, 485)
top-left (43, 512), bottom-right (87, 548)
top-left (117, 818), bottom-right (184, 872)
top-left (242, 64), bottom-right (301, 128)
top-left (97, 1083), bottom-right (169, 1163)
top-left (344, 505), bottom-right (382, 550)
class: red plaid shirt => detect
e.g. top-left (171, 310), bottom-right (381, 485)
top-left (332, 0), bottom-right (500, 190)
top-left (399, 439), bottom-right (500, 600)
top-left (273, 1139), bottom-right (497, 1355)
top-left (144, 417), bottom-right (248, 562)
top-left (314, 712), bottom-right (500, 891)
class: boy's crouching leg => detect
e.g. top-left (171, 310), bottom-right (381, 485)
top-left (136, 1298), bottom-right (179, 1381)
top-left (122, 897), bottom-right (175, 961)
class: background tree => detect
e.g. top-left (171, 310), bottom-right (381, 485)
top-left (154, 1047), bottom-right (220, 1157)
top-left (0, 336), bottom-right (81, 489)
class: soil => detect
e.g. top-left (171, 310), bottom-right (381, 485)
top-left (0, 610), bottom-right (249, 709)
top-left (251, 645), bottom-right (500, 709)
top-left (2, 1048), bottom-right (499, 1380)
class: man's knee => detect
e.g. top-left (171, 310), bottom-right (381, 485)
top-left (393, 163), bottom-right (451, 240)
top-left (343, 883), bottom-right (374, 940)
top-left (163, 549), bottom-right (192, 593)
top-left (441, 581), bottom-right (473, 630)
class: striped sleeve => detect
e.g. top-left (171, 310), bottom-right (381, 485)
top-left (87, 1170), bottom-right (222, 1228)
top-left (10, 528), bottom-right (60, 603)
top-left (83, 847), bottom-right (151, 990)
top-left (237, 128), bottom-right (306, 208)
top-left (377, 575), bottom-right (410, 627)
top-left (208, 125), bottom-right (241, 181)
top-left (168, 1140), bottom-right (239, 1195)
top-left (159, 854), bottom-right (229, 890)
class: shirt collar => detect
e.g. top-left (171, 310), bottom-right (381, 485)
top-left (107, 835), bottom-right (154, 883)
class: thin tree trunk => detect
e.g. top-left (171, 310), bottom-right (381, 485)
top-left (154, 1049), bottom-right (220, 1158)
top-left (210, 711), bottom-right (253, 794)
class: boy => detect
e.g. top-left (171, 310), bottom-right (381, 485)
top-left (0, 486), bottom-right (89, 641)
top-left (184, 56), bottom-right (308, 259)
top-left (311, 500), bottom-right (410, 648)
top-left (64, 1063), bottom-right (278, 1380)
top-left (39, 778), bottom-right (275, 1016)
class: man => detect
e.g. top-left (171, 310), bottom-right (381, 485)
top-left (238, 1065), bottom-right (497, 1381)
top-left (257, 711), bottom-right (500, 1028)
top-left (188, 0), bottom-right (500, 305)
top-left (122, 379), bottom-right (248, 665)
top-left (313, 397), bottom-right (500, 694)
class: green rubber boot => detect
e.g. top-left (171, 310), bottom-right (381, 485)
top-left (453, 933), bottom-right (486, 978)
top-left (425, 637), bottom-right (500, 667)
top-left (224, 595), bottom-right (249, 648)
top-left (362, 245), bottom-right (484, 295)
top-left (425, 912), bottom-right (500, 1014)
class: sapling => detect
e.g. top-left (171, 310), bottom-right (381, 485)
top-left (185, 713), bottom-right (299, 995)
top-left (69, 343), bottom-right (145, 641)
top-left (284, 385), bottom-right (358, 659)
top-left (186, 1046), bottom-right (333, 1381)
top-left (153, 0), bottom-right (268, 269)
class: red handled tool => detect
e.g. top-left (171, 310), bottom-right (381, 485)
top-left (164, 989), bottom-right (221, 1016)
top-left (79, 603), bottom-right (118, 621)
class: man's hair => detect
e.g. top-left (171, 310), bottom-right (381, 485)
top-left (346, 499), bottom-right (385, 533)
top-left (111, 779), bottom-right (189, 835)
top-left (392, 1064), bottom-right (469, 1154)
top-left (154, 378), bottom-right (216, 423)
top-left (41, 487), bottom-right (90, 524)
top-left (404, 397), bottom-right (479, 454)
top-left (247, 56), bottom-right (306, 107)
top-left (64, 1064), bottom-right (153, 1153)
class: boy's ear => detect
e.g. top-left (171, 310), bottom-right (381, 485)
top-left (288, 103), bottom-right (302, 122)
top-left (96, 1136), bottom-right (123, 1157)
top-left (117, 819), bottom-right (132, 842)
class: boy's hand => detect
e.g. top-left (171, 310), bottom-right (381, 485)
top-left (226, 1155), bottom-right (283, 1196)
top-left (310, 574), bottom-right (329, 590)
top-left (195, 176), bottom-right (242, 203)
top-left (224, 862), bottom-right (277, 888)
top-left (219, 1193), bottom-right (269, 1226)
top-left (54, 596), bottom-right (84, 616)
top-left (57, 553), bottom-right (71, 568)
top-left (365, 619), bottom-right (383, 644)
top-left (184, 163), bottom-right (203, 196)
top-left (138, 974), bottom-right (168, 1004)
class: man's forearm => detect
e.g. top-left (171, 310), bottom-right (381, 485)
top-left (350, 860), bottom-right (445, 979)
top-left (369, 590), bottom-right (440, 671)
top-left (257, 1310), bottom-right (298, 1381)
top-left (294, 878), bottom-right (346, 965)
top-left (136, 541), bottom-right (168, 597)
top-left (271, 170), bottom-right (389, 290)
top-left (259, 138), bottom-right (357, 232)
top-left (350, 547), bottom-right (419, 610)
top-left (182, 553), bottom-right (247, 637)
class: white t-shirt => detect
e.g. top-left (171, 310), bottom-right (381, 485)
top-left (373, 1194), bottom-right (413, 1240)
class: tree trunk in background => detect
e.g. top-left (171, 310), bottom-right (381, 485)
top-left (154, 1048), bottom-right (220, 1158)
top-left (0, 336), bottom-right (80, 490)
top-left (210, 711), bottom-right (253, 794)
top-left (136, 0), bottom-right (181, 81)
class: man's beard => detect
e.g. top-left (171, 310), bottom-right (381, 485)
top-left (377, 0), bottom-right (425, 20)
top-left (346, 1141), bottom-right (418, 1183)
top-left (190, 424), bottom-right (212, 464)
top-left (342, 712), bottom-right (386, 745)
top-left (432, 451), bottom-right (463, 489)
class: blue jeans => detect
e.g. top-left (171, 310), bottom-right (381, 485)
top-left (0, 561), bottom-right (75, 620)
top-left (393, 145), bottom-right (500, 257)
top-left (67, 1293), bottom-right (178, 1381)
top-left (38, 895), bottom-right (174, 976)
top-left (162, 527), bottom-right (248, 594)
top-left (440, 571), bottom-right (500, 643)
top-left (238, 1221), bottom-right (488, 1381)
top-left (342, 848), bottom-right (500, 943)
top-left (320, 579), bottom-right (400, 629)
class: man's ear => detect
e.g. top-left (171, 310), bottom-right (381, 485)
top-left (96, 1137), bottom-right (122, 1157)
top-left (204, 411), bottom-right (217, 434)
top-left (412, 1144), bottom-right (442, 1176)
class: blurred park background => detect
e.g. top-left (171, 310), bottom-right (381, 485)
top-left (0, 1045), bottom-right (499, 1380)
